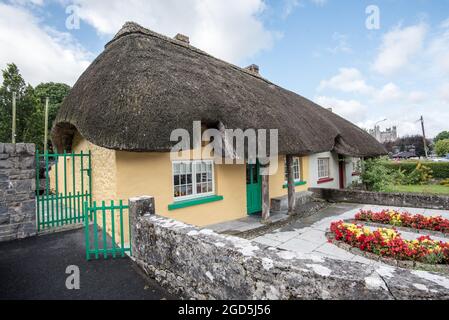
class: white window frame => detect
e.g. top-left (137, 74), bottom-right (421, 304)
top-left (284, 157), bottom-right (302, 183)
top-left (172, 160), bottom-right (215, 202)
top-left (317, 158), bottom-right (330, 179)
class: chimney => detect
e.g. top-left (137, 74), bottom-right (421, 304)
top-left (245, 64), bottom-right (260, 75)
top-left (174, 33), bottom-right (190, 44)
top-left (327, 108), bottom-right (333, 112)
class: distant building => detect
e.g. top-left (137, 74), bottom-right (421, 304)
top-left (368, 126), bottom-right (398, 143)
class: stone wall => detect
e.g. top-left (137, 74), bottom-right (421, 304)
top-left (130, 196), bottom-right (449, 300)
top-left (309, 188), bottom-right (449, 210)
top-left (0, 143), bottom-right (36, 242)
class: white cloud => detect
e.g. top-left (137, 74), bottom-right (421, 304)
top-left (9, 0), bottom-right (44, 6)
top-left (439, 83), bottom-right (449, 104)
top-left (318, 68), bottom-right (373, 94)
top-left (428, 27), bottom-right (449, 75)
top-left (373, 23), bottom-right (427, 76)
top-left (282, 0), bottom-right (301, 18)
top-left (68, 0), bottom-right (278, 64)
top-left (314, 96), bottom-right (368, 123)
top-left (327, 32), bottom-right (352, 54)
top-left (376, 82), bottom-right (402, 103)
top-left (408, 91), bottom-right (427, 104)
top-left (0, 3), bottom-right (91, 86)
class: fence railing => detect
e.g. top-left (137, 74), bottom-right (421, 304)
top-left (36, 150), bottom-right (92, 231)
top-left (84, 200), bottom-right (131, 260)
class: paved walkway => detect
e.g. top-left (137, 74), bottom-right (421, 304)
top-left (252, 203), bottom-right (449, 265)
top-left (0, 227), bottom-right (175, 300)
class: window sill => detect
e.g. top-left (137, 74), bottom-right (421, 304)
top-left (282, 181), bottom-right (307, 189)
top-left (317, 178), bottom-right (334, 184)
top-left (168, 195), bottom-right (224, 211)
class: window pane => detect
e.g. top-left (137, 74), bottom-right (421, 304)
top-left (186, 185), bottom-right (193, 196)
top-left (174, 160), bottom-right (214, 199)
top-left (174, 163), bottom-right (180, 174)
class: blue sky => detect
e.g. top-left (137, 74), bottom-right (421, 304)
top-left (1, 0), bottom-right (449, 137)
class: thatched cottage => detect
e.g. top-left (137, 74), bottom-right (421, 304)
top-left (51, 22), bottom-right (386, 227)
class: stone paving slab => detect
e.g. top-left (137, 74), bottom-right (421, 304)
top-left (253, 203), bottom-right (449, 265)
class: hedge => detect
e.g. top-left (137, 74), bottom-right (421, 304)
top-left (382, 161), bottom-right (449, 179)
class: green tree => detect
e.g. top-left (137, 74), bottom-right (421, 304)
top-left (435, 139), bottom-right (449, 157)
top-left (0, 63), bottom-right (71, 151)
top-left (34, 82), bottom-right (71, 151)
top-left (0, 63), bottom-right (37, 143)
top-left (361, 157), bottom-right (394, 192)
top-left (434, 131), bottom-right (449, 144)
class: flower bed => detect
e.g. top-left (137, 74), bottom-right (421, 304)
top-left (329, 221), bottom-right (449, 265)
top-left (355, 209), bottom-right (449, 234)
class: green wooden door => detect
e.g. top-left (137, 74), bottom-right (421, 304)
top-left (246, 163), bottom-right (262, 215)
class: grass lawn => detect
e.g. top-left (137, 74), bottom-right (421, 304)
top-left (390, 184), bottom-right (449, 195)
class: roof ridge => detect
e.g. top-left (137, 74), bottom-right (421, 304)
top-left (105, 21), bottom-right (278, 87)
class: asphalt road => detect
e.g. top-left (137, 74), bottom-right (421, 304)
top-left (0, 227), bottom-right (175, 300)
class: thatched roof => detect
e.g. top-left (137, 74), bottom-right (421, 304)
top-left (52, 22), bottom-right (386, 157)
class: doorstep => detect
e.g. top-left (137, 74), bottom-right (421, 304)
top-left (205, 212), bottom-right (290, 236)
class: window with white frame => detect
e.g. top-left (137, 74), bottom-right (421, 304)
top-left (317, 158), bottom-right (330, 179)
top-left (284, 157), bottom-right (301, 182)
top-left (173, 160), bottom-right (214, 201)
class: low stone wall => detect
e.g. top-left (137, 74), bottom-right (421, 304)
top-left (130, 196), bottom-right (449, 300)
top-left (0, 143), bottom-right (36, 242)
top-left (310, 188), bottom-right (449, 210)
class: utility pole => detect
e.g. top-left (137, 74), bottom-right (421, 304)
top-left (419, 115), bottom-right (429, 159)
top-left (11, 92), bottom-right (16, 143)
top-left (44, 97), bottom-right (49, 153)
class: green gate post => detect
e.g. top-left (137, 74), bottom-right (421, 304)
top-left (84, 202), bottom-right (90, 261)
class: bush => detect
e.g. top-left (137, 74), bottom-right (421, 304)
top-left (361, 157), bottom-right (394, 192)
top-left (435, 139), bottom-right (449, 157)
top-left (440, 179), bottom-right (449, 187)
top-left (411, 163), bottom-right (433, 185)
top-left (383, 161), bottom-right (449, 179)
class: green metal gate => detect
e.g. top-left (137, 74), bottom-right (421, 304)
top-left (84, 200), bottom-right (131, 260)
top-left (36, 150), bottom-right (92, 231)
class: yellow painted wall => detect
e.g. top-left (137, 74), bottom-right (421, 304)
top-left (49, 132), bottom-right (312, 231)
top-left (50, 132), bottom-right (117, 203)
top-left (115, 151), bottom-right (247, 227)
top-left (269, 155), bottom-right (310, 199)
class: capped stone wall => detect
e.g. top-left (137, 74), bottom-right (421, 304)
top-left (130, 196), bottom-right (449, 300)
top-left (0, 143), bottom-right (36, 242)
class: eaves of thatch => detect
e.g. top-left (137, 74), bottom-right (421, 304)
top-left (52, 22), bottom-right (387, 158)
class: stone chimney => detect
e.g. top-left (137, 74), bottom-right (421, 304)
top-left (245, 64), bottom-right (260, 75)
top-left (174, 33), bottom-right (190, 44)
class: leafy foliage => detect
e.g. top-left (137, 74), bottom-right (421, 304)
top-left (408, 163), bottom-right (433, 185)
top-left (382, 161), bottom-right (449, 179)
top-left (0, 63), bottom-right (70, 150)
top-left (434, 131), bottom-right (449, 144)
top-left (435, 139), bottom-right (449, 157)
top-left (360, 157), bottom-right (393, 192)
